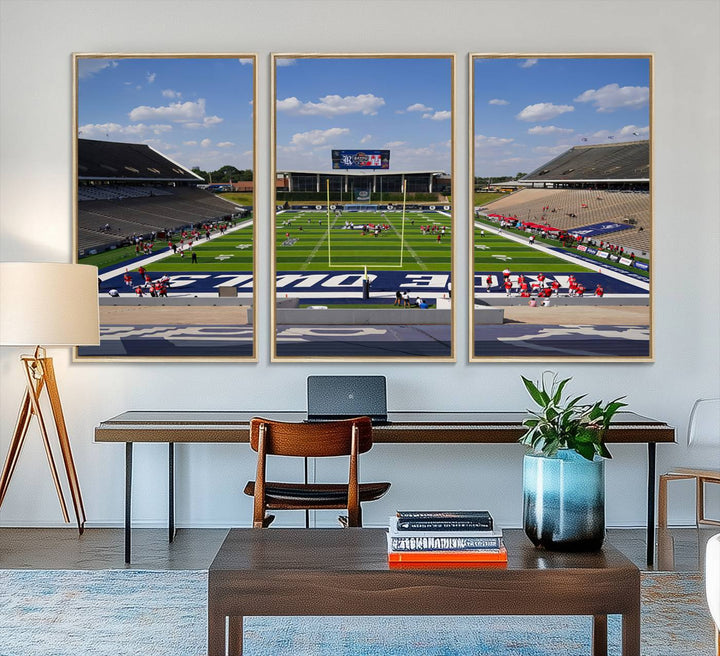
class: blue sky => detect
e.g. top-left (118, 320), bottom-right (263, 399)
top-left (473, 56), bottom-right (651, 177)
top-left (275, 57), bottom-right (452, 172)
top-left (77, 56), bottom-right (254, 172)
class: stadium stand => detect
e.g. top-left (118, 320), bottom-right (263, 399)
top-left (522, 141), bottom-right (649, 185)
top-left (477, 141), bottom-right (651, 254)
top-left (77, 139), bottom-right (250, 256)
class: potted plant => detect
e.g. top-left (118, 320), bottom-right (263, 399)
top-left (519, 372), bottom-right (627, 551)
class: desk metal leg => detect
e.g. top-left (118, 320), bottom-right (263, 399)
top-left (647, 442), bottom-right (656, 566)
top-left (169, 443), bottom-right (175, 542)
top-left (125, 442), bottom-right (132, 564)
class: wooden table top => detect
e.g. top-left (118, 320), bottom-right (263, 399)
top-left (209, 528), bottom-right (636, 574)
top-left (95, 410), bottom-right (675, 444)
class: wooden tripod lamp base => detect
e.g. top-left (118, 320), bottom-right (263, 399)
top-left (0, 347), bottom-right (87, 533)
top-left (0, 262), bottom-right (100, 533)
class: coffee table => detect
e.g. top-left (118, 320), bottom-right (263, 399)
top-left (207, 528), bottom-right (640, 656)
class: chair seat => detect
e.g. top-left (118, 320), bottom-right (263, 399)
top-left (244, 481), bottom-right (390, 509)
top-left (664, 467), bottom-right (720, 480)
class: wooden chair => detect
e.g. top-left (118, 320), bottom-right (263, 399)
top-left (243, 416), bottom-right (390, 528)
top-left (658, 398), bottom-right (720, 529)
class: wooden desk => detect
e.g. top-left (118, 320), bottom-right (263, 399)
top-left (207, 528), bottom-right (641, 656)
top-left (94, 411), bottom-right (675, 564)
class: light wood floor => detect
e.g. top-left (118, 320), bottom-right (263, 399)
top-left (0, 526), bottom-right (716, 571)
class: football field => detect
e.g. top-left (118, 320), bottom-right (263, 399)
top-left (143, 224), bottom-right (254, 273)
top-left (473, 224), bottom-right (588, 274)
top-left (276, 210), bottom-right (451, 272)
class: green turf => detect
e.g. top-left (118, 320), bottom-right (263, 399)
top-left (79, 244), bottom-right (143, 269)
top-left (275, 210), bottom-right (451, 272)
top-left (474, 192), bottom-right (510, 207)
top-left (473, 222), bottom-right (589, 274)
top-left (474, 218), bottom-right (649, 277)
top-left (218, 192), bottom-right (254, 205)
top-left (142, 227), bottom-right (254, 272)
top-left (80, 216), bottom-right (254, 272)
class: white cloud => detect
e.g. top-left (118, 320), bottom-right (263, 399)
top-left (422, 110), bottom-right (451, 121)
top-left (217, 141), bottom-right (235, 148)
top-left (475, 136), bottom-right (511, 147)
top-left (407, 103), bottom-right (433, 112)
top-left (146, 72), bottom-right (156, 84)
top-left (489, 98), bottom-right (509, 106)
top-left (129, 98), bottom-right (223, 129)
top-left (533, 144), bottom-right (572, 156)
top-left (289, 127), bottom-right (350, 147)
top-left (585, 124), bottom-right (649, 142)
top-left (200, 138), bottom-right (212, 148)
top-left (516, 102), bottom-right (574, 122)
top-left (186, 115), bottom-right (223, 129)
top-left (183, 140), bottom-right (198, 146)
top-left (275, 58), bottom-right (297, 67)
top-left (574, 83), bottom-right (649, 112)
top-left (276, 93), bottom-right (385, 117)
top-left (360, 134), bottom-right (372, 144)
top-left (527, 125), bottom-right (575, 135)
top-left (520, 58), bottom-right (538, 68)
top-left (475, 134), bottom-right (515, 150)
top-left (130, 98), bottom-right (206, 122)
top-left (162, 89), bottom-right (182, 99)
top-left (238, 58), bottom-right (253, 66)
top-left (77, 59), bottom-right (117, 79)
top-left (383, 141), bottom-right (407, 148)
top-left (78, 122), bottom-right (172, 139)
top-left (618, 124), bottom-right (649, 138)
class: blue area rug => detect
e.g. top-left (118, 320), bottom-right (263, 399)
top-left (0, 569), bottom-right (714, 655)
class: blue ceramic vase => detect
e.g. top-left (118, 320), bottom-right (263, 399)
top-left (522, 448), bottom-right (606, 551)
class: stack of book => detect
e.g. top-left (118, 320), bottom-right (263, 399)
top-left (387, 510), bottom-right (507, 567)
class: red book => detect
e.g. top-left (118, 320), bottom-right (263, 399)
top-left (388, 545), bottom-right (507, 564)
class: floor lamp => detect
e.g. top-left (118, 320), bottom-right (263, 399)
top-left (0, 262), bottom-right (99, 533)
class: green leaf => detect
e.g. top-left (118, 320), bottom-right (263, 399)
top-left (521, 376), bottom-right (548, 407)
top-left (552, 377), bottom-right (571, 404)
top-left (575, 442), bottom-right (595, 461)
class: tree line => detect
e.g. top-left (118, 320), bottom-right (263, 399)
top-left (191, 165), bottom-right (253, 183)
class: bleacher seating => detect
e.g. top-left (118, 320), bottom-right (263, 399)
top-left (77, 187), bottom-right (247, 254)
top-left (479, 188), bottom-right (650, 254)
top-left (77, 185), bottom-right (174, 201)
top-left (523, 141), bottom-right (649, 182)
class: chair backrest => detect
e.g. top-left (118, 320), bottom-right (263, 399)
top-left (249, 417), bottom-right (374, 457)
top-left (688, 398), bottom-right (720, 447)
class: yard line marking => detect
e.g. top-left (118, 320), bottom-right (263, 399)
top-left (388, 217), bottom-right (427, 270)
top-left (301, 214), bottom-right (340, 270)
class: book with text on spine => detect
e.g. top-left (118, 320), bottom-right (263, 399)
top-left (389, 533), bottom-right (503, 551)
top-left (395, 510), bottom-right (493, 532)
top-left (389, 559), bottom-right (507, 569)
top-left (387, 544), bottom-right (508, 564)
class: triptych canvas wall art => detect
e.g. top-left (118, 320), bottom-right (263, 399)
top-left (73, 53), bottom-right (651, 362)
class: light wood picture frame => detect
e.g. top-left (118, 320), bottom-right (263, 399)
top-left (73, 53), bottom-right (257, 361)
top-left (271, 53), bottom-right (455, 362)
top-left (469, 54), bottom-right (653, 362)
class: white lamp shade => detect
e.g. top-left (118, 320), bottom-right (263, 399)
top-left (0, 262), bottom-right (100, 346)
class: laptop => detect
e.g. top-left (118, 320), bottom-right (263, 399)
top-left (306, 375), bottom-right (388, 425)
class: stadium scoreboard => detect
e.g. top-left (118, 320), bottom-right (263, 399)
top-left (332, 149), bottom-right (390, 169)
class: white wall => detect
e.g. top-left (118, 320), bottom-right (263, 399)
top-left (1, 0), bottom-right (718, 530)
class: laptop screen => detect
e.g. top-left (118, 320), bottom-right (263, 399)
top-left (306, 375), bottom-right (387, 423)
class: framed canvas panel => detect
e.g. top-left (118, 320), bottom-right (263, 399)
top-left (469, 54), bottom-right (653, 362)
top-left (73, 54), bottom-right (257, 361)
top-left (271, 54), bottom-right (455, 361)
